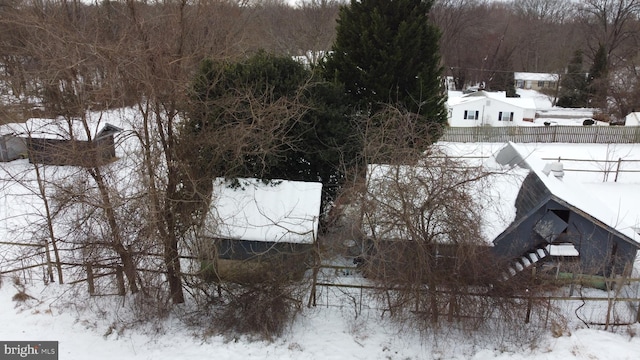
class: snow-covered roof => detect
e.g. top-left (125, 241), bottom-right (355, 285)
top-left (440, 141), bottom-right (640, 245)
top-left (447, 90), bottom-right (537, 110)
top-left (493, 142), bottom-right (640, 245)
top-left (514, 72), bottom-right (559, 82)
top-left (2, 118), bottom-right (119, 141)
top-left (205, 178), bottom-right (322, 244)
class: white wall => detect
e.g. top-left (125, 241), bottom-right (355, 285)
top-left (448, 98), bottom-right (534, 127)
top-left (448, 102), bottom-right (484, 127)
top-left (625, 112), bottom-right (640, 126)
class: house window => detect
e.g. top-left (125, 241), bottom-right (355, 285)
top-left (538, 80), bottom-right (545, 88)
top-left (498, 111), bottom-right (514, 122)
top-left (464, 110), bottom-right (479, 120)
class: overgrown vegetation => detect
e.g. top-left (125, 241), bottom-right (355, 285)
top-left (1, 0), bottom-right (638, 344)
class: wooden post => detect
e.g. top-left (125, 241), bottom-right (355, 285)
top-left (614, 158), bottom-right (622, 182)
top-left (525, 267), bottom-right (536, 324)
top-left (115, 266), bottom-right (125, 296)
top-left (86, 264), bottom-right (95, 295)
top-left (307, 238), bottom-right (320, 308)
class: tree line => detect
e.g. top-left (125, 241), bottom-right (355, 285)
top-left (432, 0), bottom-right (640, 119)
top-left (2, 0), bottom-right (640, 118)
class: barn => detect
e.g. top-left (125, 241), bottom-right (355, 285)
top-left (491, 142), bottom-right (640, 279)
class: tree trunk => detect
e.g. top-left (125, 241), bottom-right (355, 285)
top-left (90, 166), bottom-right (139, 294)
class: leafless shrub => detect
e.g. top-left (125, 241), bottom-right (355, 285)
top-left (550, 318), bottom-right (570, 338)
top-left (339, 106), bottom-right (564, 340)
top-left (213, 278), bottom-right (306, 341)
top-left (12, 278), bottom-right (35, 303)
top-left (626, 325), bottom-right (637, 339)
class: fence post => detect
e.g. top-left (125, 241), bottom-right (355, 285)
top-left (308, 239), bottom-right (320, 307)
top-left (86, 264), bottom-right (95, 295)
top-left (614, 158), bottom-right (622, 182)
top-left (525, 266), bottom-right (536, 324)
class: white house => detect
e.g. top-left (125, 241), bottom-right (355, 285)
top-left (625, 112), bottom-right (640, 126)
top-left (514, 72), bottom-right (559, 91)
top-left (447, 91), bottom-right (537, 127)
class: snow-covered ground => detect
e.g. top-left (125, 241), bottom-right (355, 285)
top-left (2, 109), bottom-right (640, 359)
top-left (1, 275), bottom-right (640, 359)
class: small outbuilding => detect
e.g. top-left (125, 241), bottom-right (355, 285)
top-left (201, 178), bottom-right (323, 282)
top-left (0, 126), bottom-right (28, 162)
top-left (491, 142), bottom-right (640, 278)
top-left (10, 119), bottom-right (122, 167)
top-left (624, 112), bottom-right (640, 126)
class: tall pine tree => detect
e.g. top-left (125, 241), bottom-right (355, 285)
top-left (588, 44), bottom-right (609, 109)
top-left (322, 0), bottom-right (447, 142)
top-left (557, 50), bottom-right (588, 108)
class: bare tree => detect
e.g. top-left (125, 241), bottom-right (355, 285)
top-left (330, 106), bottom-right (558, 333)
top-left (578, 0), bottom-right (640, 60)
top-left (431, 0), bottom-right (490, 89)
top-left (511, 0), bottom-right (578, 72)
top-left (514, 0), bottom-right (573, 22)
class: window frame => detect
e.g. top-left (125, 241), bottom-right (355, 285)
top-left (464, 110), bottom-right (479, 120)
top-left (498, 111), bottom-right (515, 122)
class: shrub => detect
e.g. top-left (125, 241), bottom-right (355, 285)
top-left (214, 280), bottom-right (304, 341)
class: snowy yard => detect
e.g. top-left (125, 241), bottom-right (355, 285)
top-left (1, 274), bottom-right (640, 359)
top-left (2, 108), bottom-right (640, 358)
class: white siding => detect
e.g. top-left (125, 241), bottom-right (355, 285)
top-left (447, 92), bottom-right (537, 127)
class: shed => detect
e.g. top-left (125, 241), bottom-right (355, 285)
top-left (491, 142), bottom-right (640, 278)
top-left (0, 125), bottom-right (28, 162)
top-left (201, 178), bottom-right (322, 282)
top-left (11, 119), bottom-right (122, 167)
top-left (447, 91), bottom-right (537, 127)
top-left (354, 161), bottom-right (498, 284)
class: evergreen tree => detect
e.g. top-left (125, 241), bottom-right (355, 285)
top-left (488, 55), bottom-right (517, 97)
top-left (322, 0), bottom-right (447, 143)
top-left (182, 51), bottom-right (358, 203)
top-left (557, 50), bottom-right (588, 108)
top-left (505, 71), bottom-right (517, 98)
top-left (587, 44), bottom-right (609, 109)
